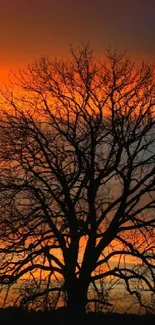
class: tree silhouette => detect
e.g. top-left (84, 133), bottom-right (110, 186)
top-left (0, 45), bottom-right (155, 321)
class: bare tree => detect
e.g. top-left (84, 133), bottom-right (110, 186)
top-left (0, 44), bottom-right (155, 322)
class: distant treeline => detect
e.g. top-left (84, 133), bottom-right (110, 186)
top-left (0, 307), bottom-right (154, 325)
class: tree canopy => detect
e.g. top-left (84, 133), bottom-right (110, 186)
top-left (0, 45), bottom-right (155, 320)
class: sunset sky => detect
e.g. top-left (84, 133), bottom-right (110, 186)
top-left (0, 1), bottom-right (155, 313)
top-left (0, 0), bottom-right (155, 80)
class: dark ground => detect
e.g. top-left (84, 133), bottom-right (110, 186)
top-left (0, 307), bottom-right (154, 325)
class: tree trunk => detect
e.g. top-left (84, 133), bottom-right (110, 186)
top-left (65, 280), bottom-right (89, 325)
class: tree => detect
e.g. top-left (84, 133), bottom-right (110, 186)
top-left (0, 44), bottom-right (155, 321)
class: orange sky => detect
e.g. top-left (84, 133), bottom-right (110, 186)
top-left (0, 0), bottom-right (155, 82)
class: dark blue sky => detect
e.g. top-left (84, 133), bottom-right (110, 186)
top-left (0, 0), bottom-right (155, 76)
